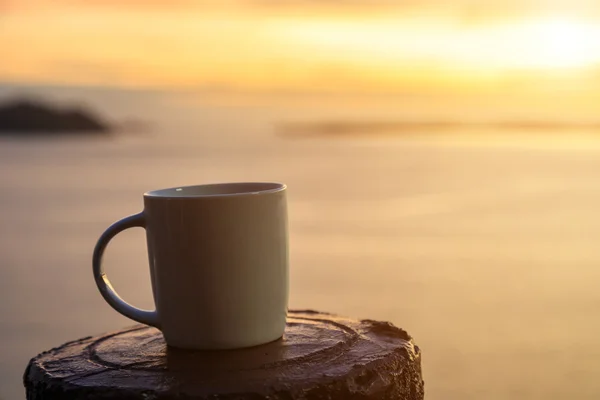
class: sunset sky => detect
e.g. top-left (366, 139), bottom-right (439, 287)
top-left (2, 0), bottom-right (600, 104)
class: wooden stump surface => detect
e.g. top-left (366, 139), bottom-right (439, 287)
top-left (24, 310), bottom-right (424, 399)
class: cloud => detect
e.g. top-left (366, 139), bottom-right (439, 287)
top-left (2, 0), bottom-right (598, 22)
top-left (0, 0), bottom-right (559, 12)
top-left (0, 0), bottom-right (198, 13)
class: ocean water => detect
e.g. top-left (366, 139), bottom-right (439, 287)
top-left (2, 89), bottom-right (600, 399)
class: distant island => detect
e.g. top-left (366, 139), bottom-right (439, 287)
top-left (0, 99), bottom-right (111, 134)
top-left (278, 120), bottom-right (600, 138)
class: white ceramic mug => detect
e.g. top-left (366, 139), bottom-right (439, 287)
top-left (92, 182), bottom-right (289, 350)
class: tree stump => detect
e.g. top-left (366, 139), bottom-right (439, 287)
top-left (24, 310), bottom-right (424, 399)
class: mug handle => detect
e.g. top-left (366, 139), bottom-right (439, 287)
top-left (92, 212), bottom-right (160, 328)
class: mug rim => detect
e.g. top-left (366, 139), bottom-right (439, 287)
top-left (144, 182), bottom-right (286, 199)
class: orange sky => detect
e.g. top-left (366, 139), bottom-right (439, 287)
top-left (2, 0), bottom-right (600, 98)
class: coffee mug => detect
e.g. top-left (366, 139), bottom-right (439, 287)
top-left (92, 182), bottom-right (289, 350)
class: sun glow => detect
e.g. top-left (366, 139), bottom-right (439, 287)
top-left (2, 7), bottom-right (600, 90)
top-left (272, 16), bottom-right (600, 72)
top-left (483, 17), bottom-right (600, 69)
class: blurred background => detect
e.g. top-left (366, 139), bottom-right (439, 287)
top-left (2, 1), bottom-right (600, 399)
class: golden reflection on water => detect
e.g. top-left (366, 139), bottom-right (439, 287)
top-left (3, 97), bottom-right (600, 399)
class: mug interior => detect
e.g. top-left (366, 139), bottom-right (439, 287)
top-left (145, 182), bottom-right (285, 198)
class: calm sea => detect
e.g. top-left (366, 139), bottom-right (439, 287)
top-left (2, 86), bottom-right (600, 399)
